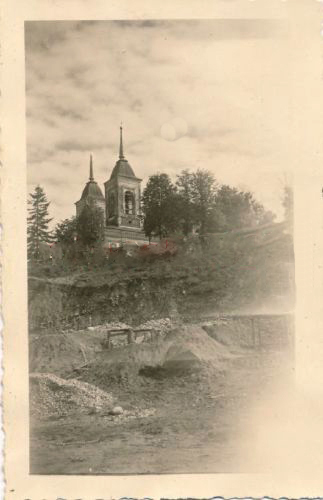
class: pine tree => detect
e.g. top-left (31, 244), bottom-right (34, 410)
top-left (27, 185), bottom-right (53, 259)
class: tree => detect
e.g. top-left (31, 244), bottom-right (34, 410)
top-left (176, 169), bottom-right (218, 235)
top-left (54, 216), bottom-right (77, 244)
top-left (189, 169), bottom-right (218, 234)
top-left (176, 169), bottom-right (196, 235)
top-left (76, 203), bottom-right (105, 247)
top-left (252, 198), bottom-right (276, 226)
top-left (214, 185), bottom-right (275, 231)
top-left (142, 174), bottom-right (180, 240)
top-left (27, 185), bottom-right (53, 259)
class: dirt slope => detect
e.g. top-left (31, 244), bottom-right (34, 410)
top-left (29, 330), bottom-right (105, 375)
top-left (28, 222), bottom-right (295, 332)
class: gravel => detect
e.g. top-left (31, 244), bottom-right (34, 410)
top-left (30, 373), bottom-right (114, 418)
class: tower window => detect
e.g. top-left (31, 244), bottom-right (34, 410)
top-left (125, 191), bottom-right (135, 215)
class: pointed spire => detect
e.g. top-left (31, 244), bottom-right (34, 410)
top-left (89, 154), bottom-right (94, 181)
top-left (119, 124), bottom-right (125, 160)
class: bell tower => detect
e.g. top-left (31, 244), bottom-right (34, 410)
top-left (104, 126), bottom-right (142, 229)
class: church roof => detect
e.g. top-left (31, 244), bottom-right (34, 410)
top-left (109, 125), bottom-right (139, 180)
top-left (81, 181), bottom-right (105, 200)
top-left (110, 158), bottom-right (136, 179)
top-left (80, 155), bottom-right (105, 201)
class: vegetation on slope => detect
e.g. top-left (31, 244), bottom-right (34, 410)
top-left (28, 221), bottom-right (294, 331)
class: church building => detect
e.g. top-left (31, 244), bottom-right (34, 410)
top-left (75, 126), bottom-right (151, 246)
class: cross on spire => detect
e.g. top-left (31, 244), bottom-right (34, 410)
top-left (89, 154), bottom-right (94, 181)
top-left (119, 124), bottom-right (125, 160)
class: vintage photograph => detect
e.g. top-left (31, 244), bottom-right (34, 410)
top-left (25, 19), bottom-right (295, 474)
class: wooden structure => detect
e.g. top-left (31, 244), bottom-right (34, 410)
top-left (188, 312), bottom-right (293, 349)
top-left (223, 313), bottom-right (293, 348)
top-left (104, 327), bottom-right (161, 350)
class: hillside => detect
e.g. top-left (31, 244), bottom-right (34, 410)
top-left (28, 222), bottom-right (294, 332)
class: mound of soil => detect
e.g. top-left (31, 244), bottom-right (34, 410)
top-left (163, 325), bottom-right (235, 374)
top-left (30, 373), bottom-right (114, 418)
top-left (30, 319), bottom-right (175, 377)
top-left (29, 330), bottom-right (105, 375)
top-left (78, 324), bottom-right (234, 390)
top-left (202, 319), bottom-right (252, 347)
top-left (76, 339), bottom-right (170, 388)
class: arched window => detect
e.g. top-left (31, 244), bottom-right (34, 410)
top-left (125, 191), bottom-right (135, 215)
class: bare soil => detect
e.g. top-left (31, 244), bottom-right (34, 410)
top-left (30, 345), bottom-right (292, 474)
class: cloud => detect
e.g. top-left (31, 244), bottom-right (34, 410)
top-left (55, 139), bottom-right (114, 152)
top-left (25, 20), bottom-right (289, 225)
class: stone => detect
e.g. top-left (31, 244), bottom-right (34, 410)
top-left (110, 406), bottom-right (123, 416)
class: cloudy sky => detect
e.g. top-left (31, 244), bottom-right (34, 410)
top-left (25, 20), bottom-right (290, 225)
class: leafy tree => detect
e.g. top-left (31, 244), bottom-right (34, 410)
top-left (176, 169), bottom-right (196, 235)
top-left (176, 169), bottom-right (219, 235)
top-left (142, 174), bottom-right (180, 239)
top-left (144, 169), bottom-right (276, 239)
top-left (76, 203), bottom-right (105, 247)
top-left (214, 185), bottom-right (275, 231)
top-left (54, 216), bottom-right (77, 244)
top-left (27, 185), bottom-right (53, 259)
top-left (252, 199), bottom-right (276, 226)
top-left (189, 169), bottom-right (218, 234)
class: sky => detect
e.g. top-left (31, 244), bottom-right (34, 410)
top-left (25, 19), bottom-right (290, 225)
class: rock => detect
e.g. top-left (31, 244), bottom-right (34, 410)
top-left (110, 406), bottom-right (124, 416)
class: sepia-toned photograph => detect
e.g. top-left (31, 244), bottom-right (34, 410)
top-left (25, 19), bottom-right (295, 475)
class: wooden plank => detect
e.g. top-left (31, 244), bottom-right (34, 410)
top-left (107, 328), bottom-right (131, 332)
top-left (106, 329), bottom-right (131, 337)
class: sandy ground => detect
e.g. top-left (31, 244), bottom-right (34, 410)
top-left (30, 348), bottom-right (292, 474)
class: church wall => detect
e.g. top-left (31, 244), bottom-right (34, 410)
top-left (104, 177), bottom-right (118, 226)
top-left (75, 199), bottom-right (85, 217)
